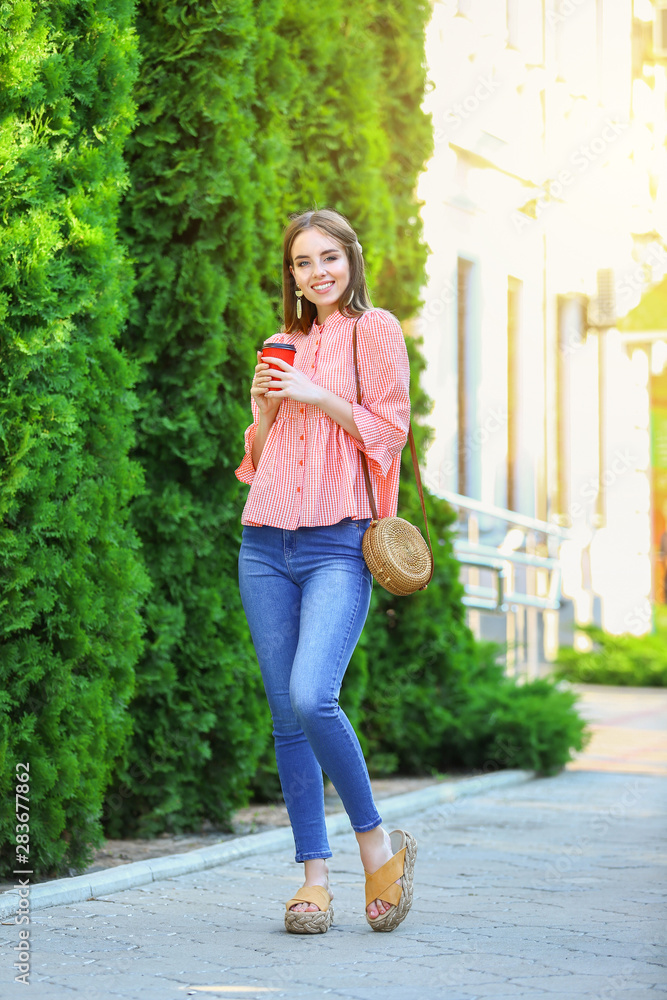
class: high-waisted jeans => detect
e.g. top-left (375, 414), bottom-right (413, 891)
top-left (238, 516), bottom-right (383, 862)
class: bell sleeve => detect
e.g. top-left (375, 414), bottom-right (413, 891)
top-left (350, 309), bottom-right (411, 478)
top-left (235, 396), bottom-right (260, 485)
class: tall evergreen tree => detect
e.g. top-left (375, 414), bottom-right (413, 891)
top-left (109, 0), bottom-right (439, 834)
top-left (108, 1), bottom-right (285, 836)
top-left (0, 0), bottom-right (148, 878)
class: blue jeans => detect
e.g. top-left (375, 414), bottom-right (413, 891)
top-left (238, 516), bottom-right (382, 862)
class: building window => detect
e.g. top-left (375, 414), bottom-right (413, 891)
top-left (556, 294), bottom-right (588, 521)
top-left (655, 2), bottom-right (667, 59)
top-left (507, 276), bottom-right (522, 512)
top-left (506, 0), bottom-right (520, 51)
top-left (457, 257), bottom-right (477, 497)
top-left (555, 0), bottom-right (597, 93)
top-left (506, 0), bottom-right (544, 64)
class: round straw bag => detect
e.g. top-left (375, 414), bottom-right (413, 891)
top-left (361, 517), bottom-right (433, 596)
top-left (352, 318), bottom-right (434, 596)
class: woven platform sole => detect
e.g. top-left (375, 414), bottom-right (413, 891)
top-left (284, 902), bottom-right (334, 934)
top-left (366, 831), bottom-right (417, 933)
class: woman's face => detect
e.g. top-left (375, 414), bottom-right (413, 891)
top-left (290, 227), bottom-right (350, 323)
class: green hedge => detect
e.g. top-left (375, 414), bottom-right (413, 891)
top-left (0, 0), bottom-right (148, 879)
top-left (107, 0), bottom-right (452, 834)
top-left (104, 0), bottom-right (285, 837)
top-left (554, 612), bottom-right (667, 687)
top-left (106, 0), bottom-right (444, 835)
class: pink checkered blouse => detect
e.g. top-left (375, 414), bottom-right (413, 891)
top-left (235, 307), bottom-right (411, 529)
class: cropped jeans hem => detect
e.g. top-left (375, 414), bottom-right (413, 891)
top-left (297, 850), bottom-right (334, 863)
top-left (351, 816), bottom-right (384, 834)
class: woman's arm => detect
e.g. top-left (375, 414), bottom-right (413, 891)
top-left (251, 411), bottom-right (279, 469)
top-left (348, 311), bottom-right (411, 477)
top-left (311, 386), bottom-right (363, 443)
top-left (259, 356), bottom-right (363, 442)
top-left (262, 326), bottom-right (408, 464)
top-left (249, 351), bottom-right (283, 470)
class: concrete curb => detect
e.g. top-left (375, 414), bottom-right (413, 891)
top-left (0, 768), bottom-right (535, 920)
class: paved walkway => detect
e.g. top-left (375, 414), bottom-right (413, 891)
top-left (565, 684), bottom-right (667, 776)
top-left (1, 684), bottom-right (666, 1000)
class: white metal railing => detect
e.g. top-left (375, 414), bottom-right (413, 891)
top-left (436, 489), bottom-right (571, 679)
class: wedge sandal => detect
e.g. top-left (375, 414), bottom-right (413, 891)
top-left (284, 884), bottom-right (334, 934)
top-left (364, 829), bottom-right (417, 932)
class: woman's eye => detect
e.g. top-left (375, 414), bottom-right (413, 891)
top-left (296, 255), bottom-right (337, 266)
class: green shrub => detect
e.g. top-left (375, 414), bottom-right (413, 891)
top-left (108, 0), bottom-right (443, 835)
top-left (105, 0), bottom-right (586, 831)
top-left (105, 0), bottom-right (284, 837)
top-left (0, 0), bottom-right (148, 879)
top-left (554, 616), bottom-right (667, 687)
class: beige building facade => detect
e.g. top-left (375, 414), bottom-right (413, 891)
top-left (418, 0), bottom-right (667, 641)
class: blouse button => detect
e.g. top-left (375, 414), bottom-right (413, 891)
top-left (299, 408), bottom-right (304, 414)
top-left (296, 487), bottom-right (301, 492)
top-left (300, 435), bottom-right (304, 440)
top-left (299, 460), bottom-right (303, 465)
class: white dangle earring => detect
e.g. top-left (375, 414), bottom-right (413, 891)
top-left (295, 286), bottom-right (303, 319)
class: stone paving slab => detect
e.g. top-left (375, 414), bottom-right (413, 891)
top-left (1, 769), bottom-right (665, 1000)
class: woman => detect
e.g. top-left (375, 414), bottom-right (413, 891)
top-left (236, 208), bottom-right (417, 934)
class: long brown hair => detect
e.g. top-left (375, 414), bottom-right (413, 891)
top-left (282, 209), bottom-right (373, 334)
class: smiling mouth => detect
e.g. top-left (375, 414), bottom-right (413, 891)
top-left (311, 281), bottom-right (335, 293)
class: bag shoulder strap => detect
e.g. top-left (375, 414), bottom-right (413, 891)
top-left (352, 316), bottom-right (434, 585)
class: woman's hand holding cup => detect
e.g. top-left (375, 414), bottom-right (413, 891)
top-left (252, 341), bottom-right (297, 415)
top-left (251, 352), bottom-right (283, 417)
top-left (252, 341), bottom-right (321, 413)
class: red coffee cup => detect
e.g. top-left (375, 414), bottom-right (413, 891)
top-left (261, 341), bottom-right (296, 390)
